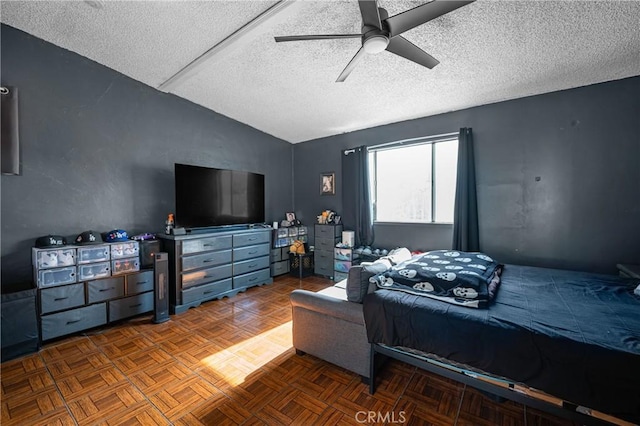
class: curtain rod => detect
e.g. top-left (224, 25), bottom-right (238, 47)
top-left (368, 131), bottom-right (459, 151)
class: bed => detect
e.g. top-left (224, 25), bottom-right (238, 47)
top-left (363, 261), bottom-right (640, 425)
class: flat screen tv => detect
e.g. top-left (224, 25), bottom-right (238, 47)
top-left (175, 163), bottom-right (265, 229)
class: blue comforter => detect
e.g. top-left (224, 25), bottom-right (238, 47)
top-left (363, 264), bottom-right (640, 423)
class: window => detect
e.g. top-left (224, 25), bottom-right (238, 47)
top-left (368, 135), bottom-right (458, 223)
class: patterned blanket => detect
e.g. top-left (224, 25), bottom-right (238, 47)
top-left (370, 250), bottom-right (502, 308)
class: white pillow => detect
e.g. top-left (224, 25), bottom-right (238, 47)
top-left (361, 258), bottom-right (392, 274)
top-left (386, 247), bottom-right (412, 265)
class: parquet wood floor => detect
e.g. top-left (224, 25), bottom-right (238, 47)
top-left (1, 275), bottom-right (581, 425)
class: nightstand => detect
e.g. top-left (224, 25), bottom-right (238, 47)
top-left (616, 264), bottom-right (640, 279)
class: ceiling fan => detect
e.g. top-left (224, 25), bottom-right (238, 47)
top-left (274, 0), bottom-right (475, 82)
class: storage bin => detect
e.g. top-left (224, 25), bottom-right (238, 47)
top-left (110, 241), bottom-right (139, 259)
top-left (78, 261), bottom-right (111, 281)
top-left (111, 258), bottom-right (140, 275)
top-left (77, 245), bottom-right (110, 264)
top-left (334, 260), bottom-right (352, 273)
top-left (36, 266), bottom-right (77, 288)
top-left (33, 248), bottom-right (76, 269)
top-left (335, 248), bottom-right (353, 261)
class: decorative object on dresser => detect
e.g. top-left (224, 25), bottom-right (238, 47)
top-left (158, 227), bottom-right (272, 314)
top-left (314, 223), bottom-right (343, 278)
top-left (33, 238), bottom-right (153, 342)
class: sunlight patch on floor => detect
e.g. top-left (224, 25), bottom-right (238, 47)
top-left (200, 321), bottom-right (292, 386)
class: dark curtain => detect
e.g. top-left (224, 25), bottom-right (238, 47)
top-left (1, 86), bottom-right (20, 175)
top-left (342, 146), bottom-right (374, 246)
top-left (452, 128), bottom-right (479, 251)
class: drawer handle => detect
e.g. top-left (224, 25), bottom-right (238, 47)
top-left (54, 297), bottom-right (68, 301)
top-left (249, 277), bottom-right (257, 282)
top-left (248, 250), bottom-right (258, 255)
top-left (130, 303), bottom-right (142, 308)
top-left (202, 259), bottom-right (215, 263)
top-left (203, 290), bottom-right (214, 295)
top-left (248, 237), bottom-right (257, 241)
top-left (135, 281), bottom-right (149, 285)
top-left (203, 243), bottom-right (214, 247)
top-left (66, 319), bottom-right (81, 325)
top-left (99, 287), bottom-right (115, 292)
top-left (248, 263), bottom-right (257, 268)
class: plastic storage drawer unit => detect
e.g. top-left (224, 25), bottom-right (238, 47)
top-left (77, 245), bottom-right (110, 264)
top-left (110, 241), bottom-right (139, 259)
top-left (33, 248), bottom-right (76, 269)
top-left (36, 266), bottom-right (77, 288)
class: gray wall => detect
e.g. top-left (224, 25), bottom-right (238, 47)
top-left (293, 77), bottom-right (640, 274)
top-left (1, 25), bottom-right (293, 287)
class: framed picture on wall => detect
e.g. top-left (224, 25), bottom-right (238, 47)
top-left (320, 172), bottom-right (335, 195)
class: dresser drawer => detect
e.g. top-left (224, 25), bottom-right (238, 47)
top-left (233, 231), bottom-right (270, 248)
top-left (315, 238), bottom-right (337, 251)
top-left (87, 277), bottom-right (125, 303)
top-left (271, 260), bottom-right (289, 276)
top-left (315, 264), bottom-right (333, 277)
top-left (126, 270), bottom-right (154, 295)
top-left (182, 235), bottom-right (232, 255)
top-left (182, 279), bottom-right (232, 304)
top-left (315, 224), bottom-right (342, 238)
top-left (233, 256), bottom-right (269, 276)
top-left (234, 268), bottom-right (270, 289)
top-left (182, 264), bottom-right (232, 289)
top-left (41, 303), bottom-right (106, 341)
top-left (234, 244), bottom-right (270, 262)
top-left (271, 247), bottom-right (289, 262)
top-left (182, 249), bottom-right (232, 272)
top-left (40, 283), bottom-right (85, 314)
top-left (109, 292), bottom-right (153, 322)
top-left (314, 252), bottom-right (333, 270)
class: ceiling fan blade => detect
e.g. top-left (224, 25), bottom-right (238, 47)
top-left (386, 0), bottom-right (475, 37)
top-left (358, 0), bottom-right (382, 29)
top-left (274, 34), bottom-right (362, 42)
top-left (386, 36), bottom-right (439, 69)
top-left (336, 47), bottom-right (366, 82)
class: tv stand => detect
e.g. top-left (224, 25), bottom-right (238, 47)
top-left (158, 227), bottom-right (272, 314)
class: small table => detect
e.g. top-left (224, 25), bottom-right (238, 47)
top-left (616, 264), bottom-right (640, 279)
top-left (290, 252), bottom-right (314, 279)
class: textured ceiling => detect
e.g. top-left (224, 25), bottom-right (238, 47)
top-left (2, 1), bottom-right (640, 143)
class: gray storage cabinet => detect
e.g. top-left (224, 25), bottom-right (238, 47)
top-left (33, 244), bottom-right (154, 342)
top-left (314, 224), bottom-right (343, 278)
top-left (159, 227), bottom-right (273, 314)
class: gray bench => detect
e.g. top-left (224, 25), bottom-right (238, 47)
top-left (290, 280), bottom-right (370, 379)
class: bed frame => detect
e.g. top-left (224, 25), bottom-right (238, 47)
top-left (369, 343), bottom-right (633, 426)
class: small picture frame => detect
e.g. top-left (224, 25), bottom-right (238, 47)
top-left (320, 172), bottom-right (335, 195)
top-left (286, 212), bottom-right (296, 222)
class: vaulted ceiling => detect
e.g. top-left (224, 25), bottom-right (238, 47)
top-left (2, 1), bottom-right (639, 143)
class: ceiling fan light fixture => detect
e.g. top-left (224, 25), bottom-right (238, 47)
top-left (363, 35), bottom-right (389, 54)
